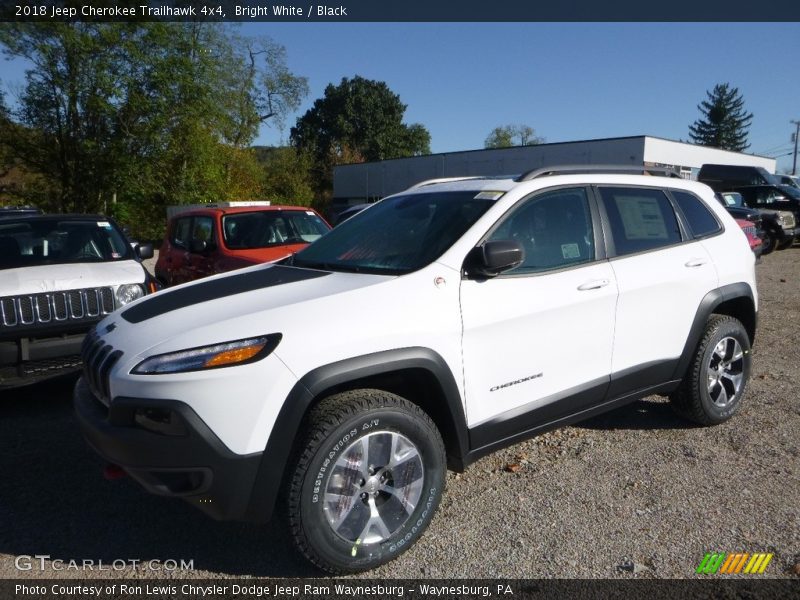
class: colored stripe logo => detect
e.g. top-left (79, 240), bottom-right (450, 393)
top-left (696, 552), bottom-right (773, 574)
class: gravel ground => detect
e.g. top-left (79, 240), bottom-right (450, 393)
top-left (1, 248), bottom-right (798, 580)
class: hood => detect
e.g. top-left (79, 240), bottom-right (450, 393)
top-left (223, 243), bottom-right (308, 265)
top-left (100, 263), bottom-right (391, 357)
top-left (0, 260), bottom-right (146, 296)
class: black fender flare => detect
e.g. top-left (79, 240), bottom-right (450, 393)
top-left (244, 347), bottom-right (468, 522)
top-left (671, 282), bottom-right (756, 381)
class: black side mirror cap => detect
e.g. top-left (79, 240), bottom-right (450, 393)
top-left (135, 242), bottom-right (154, 260)
top-left (466, 240), bottom-right (525, 278)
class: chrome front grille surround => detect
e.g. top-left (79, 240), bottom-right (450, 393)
top-left (0, 288), bottom-right (115, 328)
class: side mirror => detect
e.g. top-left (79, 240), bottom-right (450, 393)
top-left (135, 242), bottom-right (154, 260)
top-left (467, 240), bottom-right (525, 278)
top-left (189, 239), bottom-right (208, 254)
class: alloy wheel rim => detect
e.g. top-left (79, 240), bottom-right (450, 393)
top-left (706, 336), bottom-right (744, 407)
top-left (322, 431), bottom-right (424, 544)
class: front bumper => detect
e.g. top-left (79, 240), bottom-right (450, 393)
top-left (1, 333), bottom-right (86, 389)
top-left (73, 376), bottom-right (262, 521)
top-left (778, 226), bottom-right (798, 242)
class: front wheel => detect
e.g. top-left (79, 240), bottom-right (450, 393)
top-left (284, 389), bottom-right (446, 574)
top-left (760, 231), bottom-right (775, 255)
top-left (670, 314), bottom-right (752, 425)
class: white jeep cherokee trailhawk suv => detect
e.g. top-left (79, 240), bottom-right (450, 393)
top-left (75, 166), bottom-right (757, 573)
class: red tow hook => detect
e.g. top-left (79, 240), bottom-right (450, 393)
top-left (103, 464), bottom-right (126, 481)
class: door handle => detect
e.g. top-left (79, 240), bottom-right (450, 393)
top-left (577, 279), bottom-right (610, 291)
top-left (685, 258), bottom-right (708, 268)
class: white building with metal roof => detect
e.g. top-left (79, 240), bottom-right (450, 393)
top-left (332, 135), bottom-right (776, 205)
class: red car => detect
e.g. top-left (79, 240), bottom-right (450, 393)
top-left (155, 205), bottom-right (330, 286)
top-left (735, 218), bottom-right (763, 256)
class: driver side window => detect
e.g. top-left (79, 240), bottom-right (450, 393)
top-left (488, 187), bottom-right (595, 274)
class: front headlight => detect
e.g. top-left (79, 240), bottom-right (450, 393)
top-left (115, 284), bottom-right (145, 307)
top-left (132, 334), bottom-right (281, 374)
top-left (776, 211), bottom-right (796, 228)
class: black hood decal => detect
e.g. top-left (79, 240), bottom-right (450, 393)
top-left (121, 266), bottom-right (330, 324)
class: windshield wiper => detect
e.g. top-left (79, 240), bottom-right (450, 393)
top-left (292, 259), bottom-right (355, 273)
top-left (291, 257), bottom-right (407, 276)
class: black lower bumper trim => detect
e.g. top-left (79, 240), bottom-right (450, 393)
top-left (73, 377), bottom-right (262, 521)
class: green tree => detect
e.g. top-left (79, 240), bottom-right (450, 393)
top-left (109, 24), bottom-right (306, 207)
top-left (0, 86), bottom-right (9, 179)
top-left (255, 146), bottom-right (315, 206)
top-left (485, 124), bottom-right (544, 148)
top-left (0, 23), bottom-right (131, 212)
top-left (0, 23), bottom-right (307, 236)
top-left (689, 83), bottom-right (753, 151)
top-left (290, 75), bottom-right (431, 198)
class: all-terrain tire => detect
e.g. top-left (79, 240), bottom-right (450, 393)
top-left (670, 314), bottom-right (752, 425)
top-left (284, 389), bottom-right (446, 574)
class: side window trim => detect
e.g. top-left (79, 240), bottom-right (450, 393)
top-left (589, 185), bottom-right (615, 259)
top-left (663, 190), bottom-right (693, 242)
top-left (586, 186), bottom-right (608, 261)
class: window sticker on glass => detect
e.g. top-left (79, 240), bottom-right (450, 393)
top-left (97, 221), bottom-right (111, 228)
top-left (616, 197), bottom-right (668, 240)
top-left (474, 191), bottom-right (504, 200)
top-left (561, 243), bottom-right (580, 259)
top-left (306, 211), bottom-right (315, 215)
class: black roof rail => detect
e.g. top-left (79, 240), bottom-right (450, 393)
top-left (515, 164), bottom-right (682, 182)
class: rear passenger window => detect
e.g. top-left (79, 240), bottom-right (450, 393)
top-left (599, 187), bottom-right (682, 256)
top-left (672, 191), bottom-right (721, 238)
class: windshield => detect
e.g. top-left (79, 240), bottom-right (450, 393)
top-left (222, 210), bottom-right (330, 249)
top-left (776, 185), bottom-right (800, 200)
top-left (292, 191), bottom-right (496, 275)
top-left (0, 218), bottom-right (132, 270)
top-left (720, 192), bottom-right (744, 207)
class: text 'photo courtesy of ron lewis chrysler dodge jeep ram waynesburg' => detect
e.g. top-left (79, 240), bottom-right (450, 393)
top-left (66, 166), bottom-right (759, 573)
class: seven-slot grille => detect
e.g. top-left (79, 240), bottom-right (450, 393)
top-left (81, 329), bottom-right (123, 406)
top-left (742, 224), bottom-right (757, 238)
top-left (0, 288), bottom-right (115, 328)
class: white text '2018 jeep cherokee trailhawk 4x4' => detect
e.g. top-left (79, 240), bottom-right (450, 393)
top-left (75, 166), bottom-right (757, 573)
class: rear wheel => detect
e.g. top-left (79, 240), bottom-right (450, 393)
top-left (284, 389), bottom-right (446, 574)
top-left (671, 315), bottom-right (752, 425)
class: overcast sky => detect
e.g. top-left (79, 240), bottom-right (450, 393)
top-left (3, 22), bottom-right (799, 172)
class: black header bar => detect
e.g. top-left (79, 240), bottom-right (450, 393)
top-left (3, 578), bottom-right (799, 600)
top-left (2, 0), bottom-right (800, 22)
